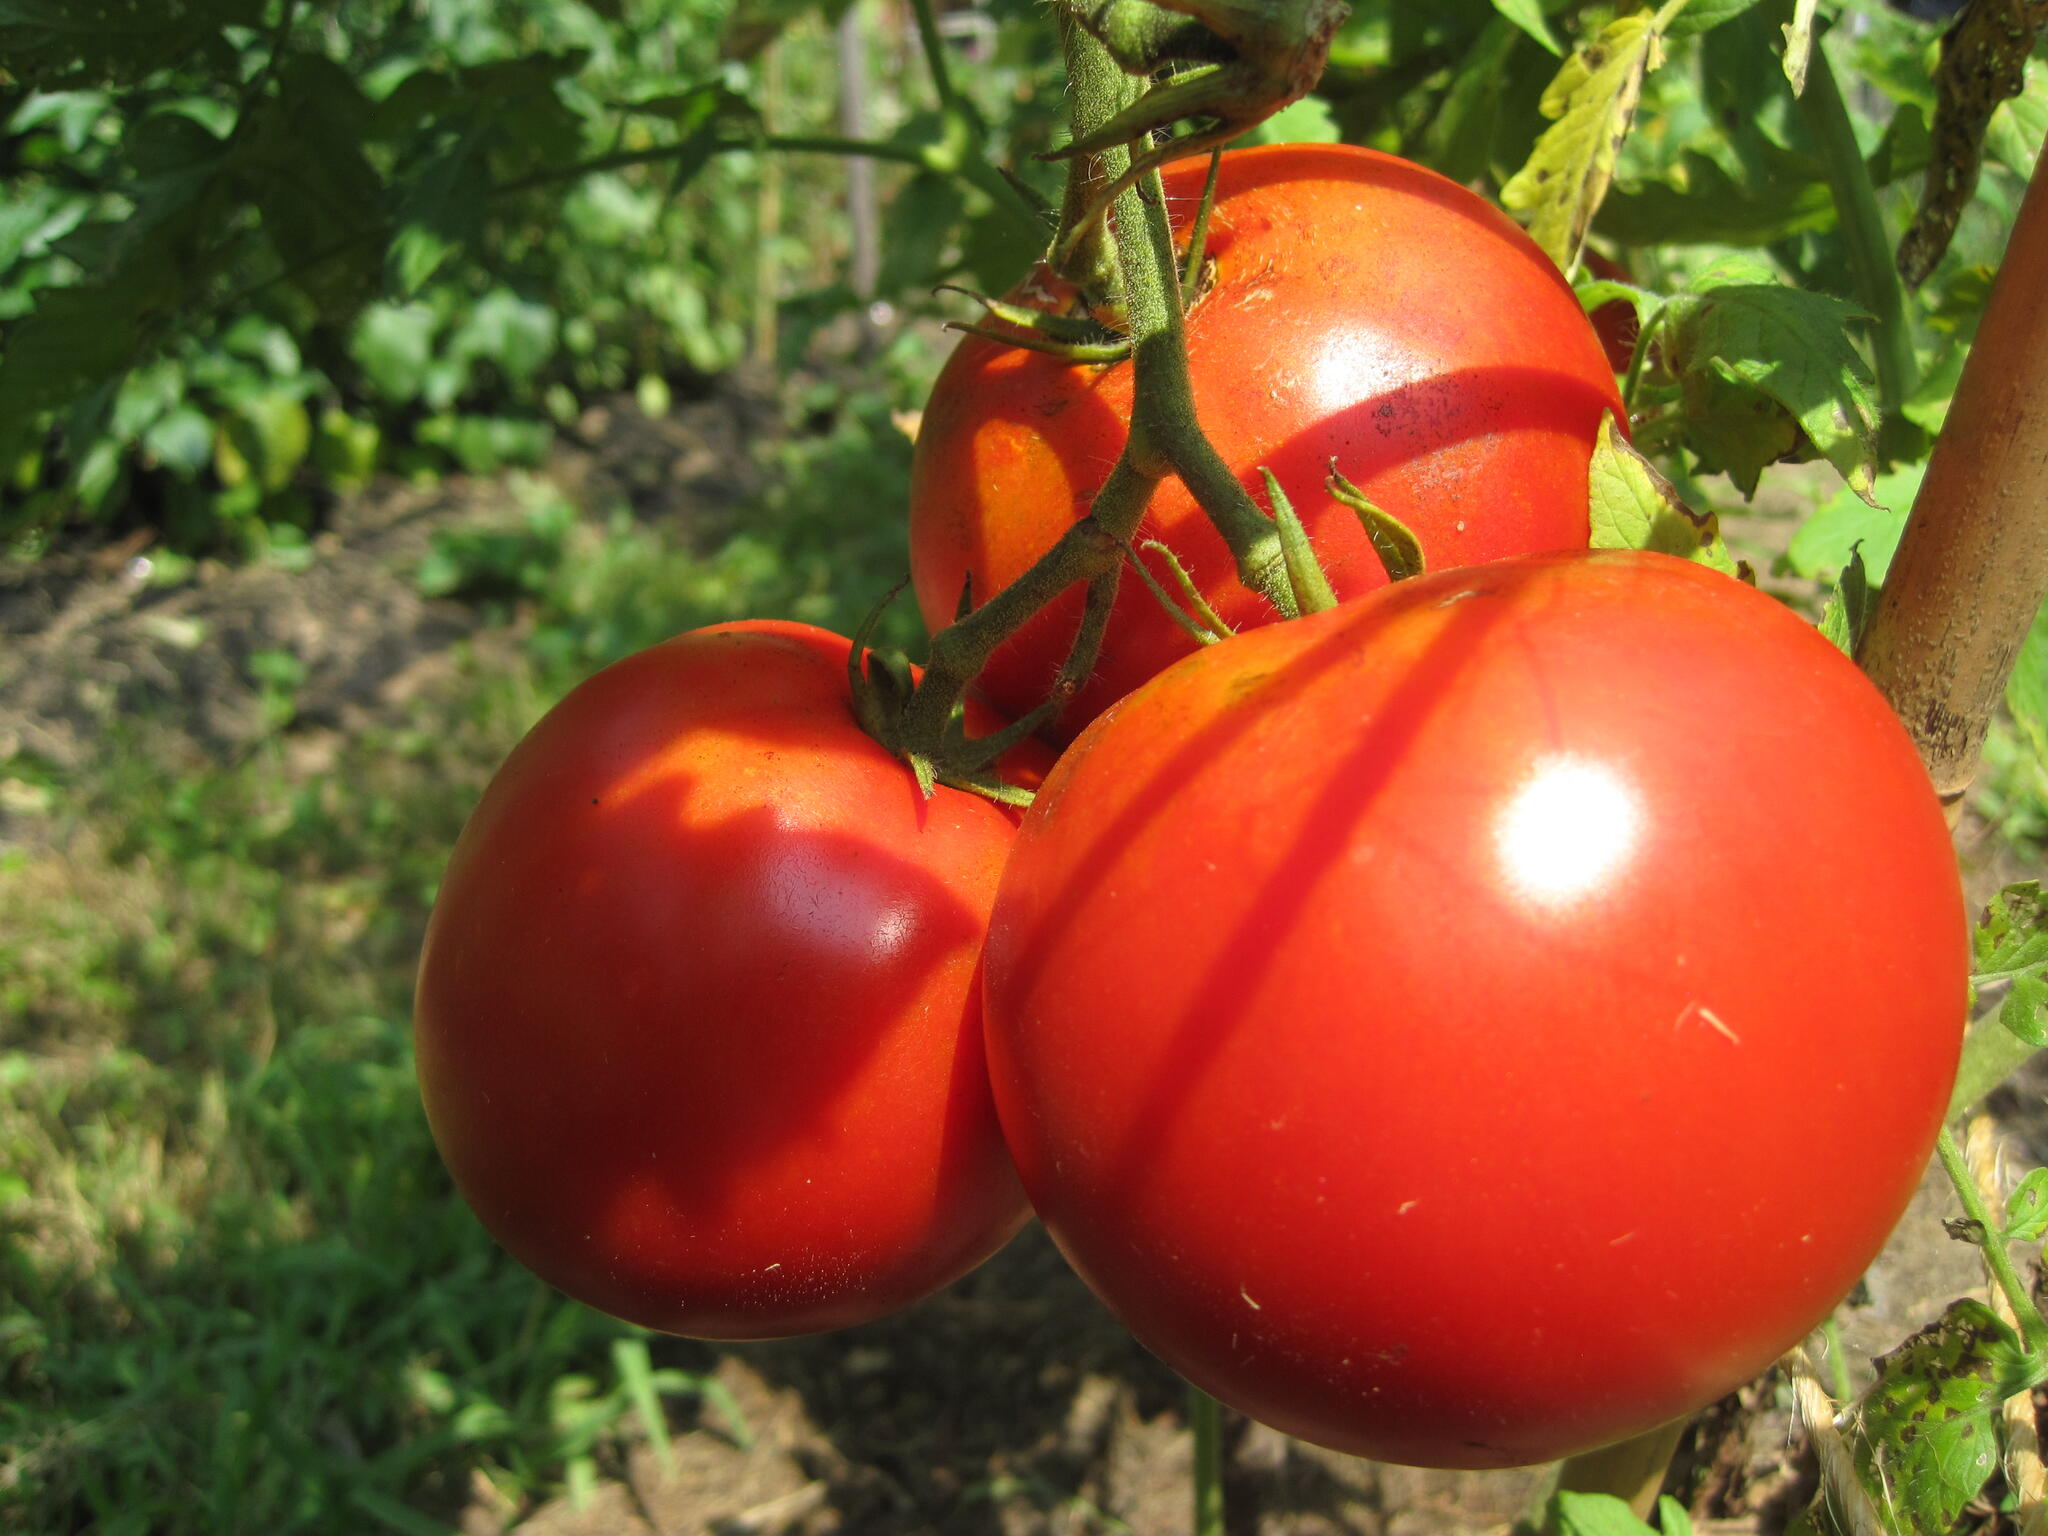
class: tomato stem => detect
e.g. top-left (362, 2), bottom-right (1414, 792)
top-left (1786, 9), bottom-right (1917, 451)
top-left (1549, 1418), bottom-right (1687, 1519)
top-left (1935, 1125), bottom-right (2048, 1354)
top-left (1189, 1384), bottom-right (1225, 1536)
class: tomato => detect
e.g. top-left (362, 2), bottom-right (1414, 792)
top-left (909, 143), bottom-right (1625, 740)
top-left (415, 622), bottom-right (1034, 1339)
top-left (1583, 248), bottom-right (1642, 374)
top-left (981, 551), bottom-right (1966, 1467)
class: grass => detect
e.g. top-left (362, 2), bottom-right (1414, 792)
top-left (0, 382), bottom-right (922, 1533)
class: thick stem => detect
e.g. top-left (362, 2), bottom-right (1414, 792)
top-left (1121, 167), bottom-right (1295, 616)
top-left (1551, 1419), bottom-right (1687, 1520)
top-left (1190, 1385), bottom-right (1225, 1536)
top-left (1855, 154), bottom-right (2048, 816)
top-left (1053, 7), bottom-right (1136, 301)
top-left (1792, 19), bottom-right (1917, 439)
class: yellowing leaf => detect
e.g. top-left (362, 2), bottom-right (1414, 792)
top-left (1780, 0), bottom-right (1821, 96)
top-left (1500, 14), bottom-right (1664, 274)
top-left (1586, 414), bottom-right (1741, 576)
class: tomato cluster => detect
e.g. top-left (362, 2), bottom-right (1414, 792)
top-left (416, 146), bottom-right (1965, 1467)
top-left (910, 143), bottom-right (1624, 740)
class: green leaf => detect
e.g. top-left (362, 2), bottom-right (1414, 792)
top-left (1661, 256), bottom-right (1877, 499)
top-left (1423, 20), bottom-right (1523, 184)
top-left (143, 405), bottom-right (213, 476)
top-left (1327, 465), bottom-right (1425, 583)
top-left (1780, 0), bottom-right (1821, 96)
top-left (1595, 145), bottom-right (1835, 247)
top-left (220, 392), bottom-right (311, 494)
top-left (2009, 589), bottom-right (2048, 787)
top-left (1242, 92), bottom-right (1342, 145)
top-left (238, 56), bottom-right (383, 316)
top-left (1261, 468), bottom-right (1338, 614)
top-left (0, 283), bottom-right (143, 419)
top-left (1851, 1298), bottom-right (2048, 1536)
top-left (1587, 414), bottom-right (1740, 574)
top-left (1547, 1490), bottom-right (1660, 1536)
top-left (0, 0), bottom-right (262, 88)
top-left (450, 290), bottom-right (559, 390)
top-left (387, 134), bottom-right (488, 297)
top-left (1488, 0), bottom-right (1563, 58)
top-left (1817, 545), bottom-right (1873, 658)
top-left (1784, 465), bottom-right (1920, 586)
top-left (1973, 882), bottom-right (2048, 1049)
top-left (611, 1337), bottom-right (675, 1474)
top-left (1500, 14), bottom-right (1664, 272)
top-left (2006, 976), bottom-right (2048, 1052)
top-left (1663, 0), bottom-right (1769, 39)
top-left (1986, 59), bottom-right (2047, 180)
top-left (2005, 1168), bottom-right (2048, 1244)
top-left (350, 303), bottom-right (438, 405)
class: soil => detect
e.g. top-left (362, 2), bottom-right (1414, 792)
top-left (0, 399), bottom-right (2039, 1536)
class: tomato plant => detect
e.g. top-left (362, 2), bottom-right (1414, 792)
top-left (909, 143), bottom-right (1625, 738)
top-left (982, 550), bottom-right (1968, 1468)
top-left (414, 621), bottom-right (1034, 1339)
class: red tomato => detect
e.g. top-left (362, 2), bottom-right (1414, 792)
top-left (909, 143), bottom-right (1625, 740)
top-left (982, 551), bottom-right (1966, 1467)
top-left (1583, 248), bottom-right (1642, 374)
top-left (415, 622), bottom-right (1034, 1339)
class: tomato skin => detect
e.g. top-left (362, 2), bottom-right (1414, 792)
top-left (415, 622), bottom-right (1032, 1340)
top-left (909, 143), bottom-right (1625, 740)
top-left (982, 551), bottom-right (1966, 1467)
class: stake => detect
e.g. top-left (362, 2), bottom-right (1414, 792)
top-left (1856, 153), bottom-right (2048, 818)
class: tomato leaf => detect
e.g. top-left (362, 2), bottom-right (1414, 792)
top-left (1817, 545), bottom-right (1874, 658)
top-left (1850, 1298), bottom-right (2046, 1536)
top-left (1972, 882), bottom-right (2048, 993)
top-left (1785, 465), bottom-right (1919, 586)
top-left (1500, 14), bottom-right (1664, 273)
top-left (2007, 596), bottom-right (2048, 798)
top-left (1545, 1491), bottom-right (1660, 1536)
top-left (1663, 0), bottom-right (1769, 39)
top-left (1488, 0), bottom-right (1563, 58)
top-left (1260, 468), bottom-right (1338, 615)
top-left (1660, 255), bottom-right (1877, 501)
top-left (1779, 0), bottom-right (1821, 97)
top-left (1326, 464), bottom-right (1425, 583)
top-left (1586, 415), bottom-right (1741, 577)
top-left (2005, 1168), bottom-right (2048, 1245)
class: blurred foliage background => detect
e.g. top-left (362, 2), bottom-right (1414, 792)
top-left (1, 0), bottom-right (2045, 1531)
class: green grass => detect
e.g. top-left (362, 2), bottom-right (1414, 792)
top-left (0, 385), bottom-right (920, 1533)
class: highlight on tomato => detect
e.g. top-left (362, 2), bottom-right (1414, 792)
top-left (414, 621), bottom-right (1034, 1340)
top-left (909, 142), bottom-right (1627, 739)
top-left (981, 550), bottom-right (1967, 1468)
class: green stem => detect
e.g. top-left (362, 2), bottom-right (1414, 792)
top-left (1122, 165), bottom-right (1295, 616)
top-left (1949, 1012), bottom-right (2043, 1119)
top-left (1936, 1125), bottom-right (2048, 1352)
top-left (1190, 1385), bottom-right (1225, 1536)
top-left (1791, 16), bottom-right (1917, 439)
top-left (1552, 1419), bottom-right (1687, 1520)
top-left (906, 0), bottom-right (961, 113)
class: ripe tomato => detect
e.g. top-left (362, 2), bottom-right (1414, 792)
top-left (415, 622), bottom-right (1034, 1339)
top-left (909, 143), bottom-right (1625, 740)
top-left (982, 551), bottom-right (1966, 1467)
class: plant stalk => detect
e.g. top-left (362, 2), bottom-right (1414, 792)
top-left (1550, 1419), bottom-right (1687, 1520)
top-left (1935, 1125), bottom-right (2048, 1352)
top-left (1190, 1385), bottom-right (1225, 1536)
top-left (1791, 18), bottom-right (1917, 442)
top-left (1856, 152), bottom-right (2048, 816)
